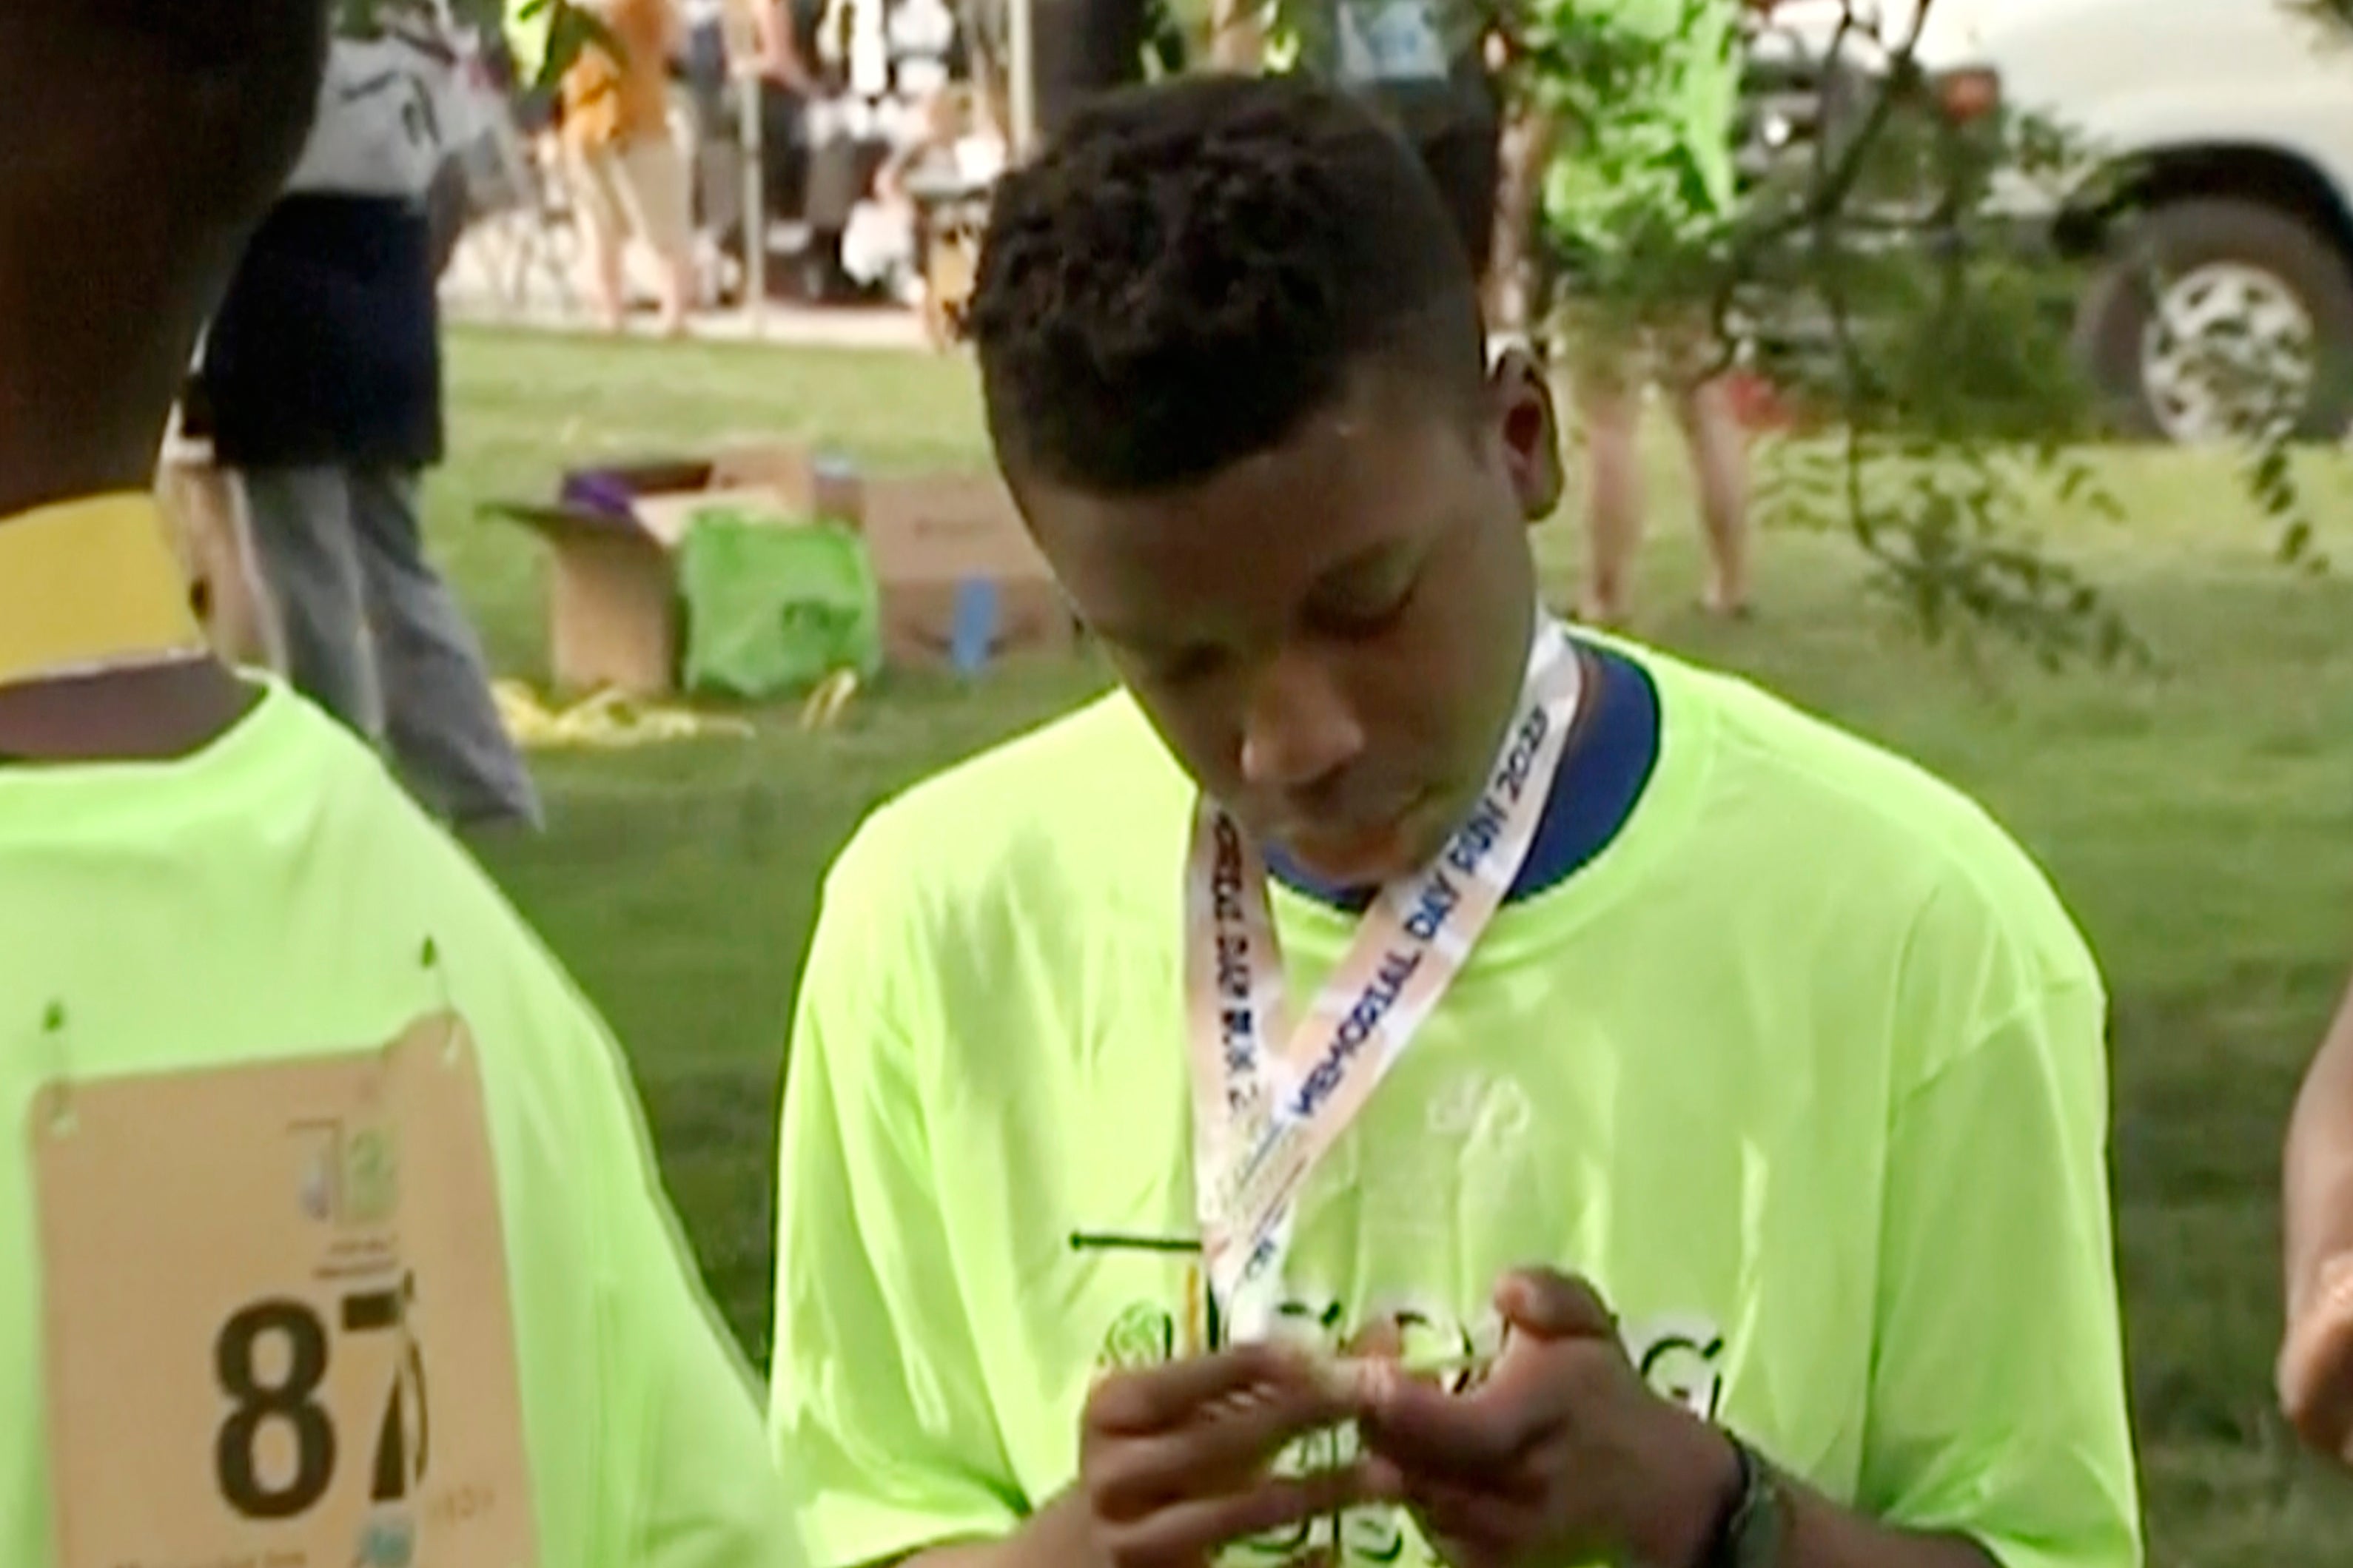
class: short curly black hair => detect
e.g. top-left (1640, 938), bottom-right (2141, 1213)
top-left (970, 74), bottom-right (1488, 497)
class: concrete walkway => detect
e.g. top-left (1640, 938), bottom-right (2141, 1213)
top-left (440, 215), bottom-right (936, 353)
top-left (443, 292), bottom-right (936, 351)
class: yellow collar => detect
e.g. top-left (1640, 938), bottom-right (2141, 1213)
top-left (0, 494), bottom-right (207, 690)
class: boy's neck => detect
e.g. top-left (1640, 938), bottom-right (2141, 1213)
top-left (0, 660), bottom-right (256, 765)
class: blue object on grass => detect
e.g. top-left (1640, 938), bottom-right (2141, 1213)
top-left (951, 577), bottom-right (1001, 675)
top-left (559, 470), bottom-right (637, 518)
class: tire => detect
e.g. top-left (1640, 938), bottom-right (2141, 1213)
top-left (2073, 195), bottom-right (2353, 444)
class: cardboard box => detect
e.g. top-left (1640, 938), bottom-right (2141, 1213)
top-left (491, 446), bottom-right (1077, 693)
top-left (488, 443), bottom-right (862, 696)
top-left (859, 474), bottom-right (1081, 670)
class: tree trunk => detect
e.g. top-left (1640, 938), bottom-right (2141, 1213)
top-left (1486, 101), bottom-right (1556, 334)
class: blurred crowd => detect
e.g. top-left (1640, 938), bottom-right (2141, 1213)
top-left (164, 0), bottom-right (1782, 844)
top-left (529, 0), bottom-right (1009, 320)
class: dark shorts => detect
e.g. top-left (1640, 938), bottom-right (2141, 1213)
top-left (201, 195), bottom-right (444, 471)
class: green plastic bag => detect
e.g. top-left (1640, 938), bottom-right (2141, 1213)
top-left (676, 514), bottom-right (882, 700)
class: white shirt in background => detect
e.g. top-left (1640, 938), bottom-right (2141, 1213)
top-left (282, 32), bottom-right (455, 202)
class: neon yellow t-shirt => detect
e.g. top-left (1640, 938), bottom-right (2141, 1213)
top-left (768, 637), bottom-right (2141, 1568)
top-left (1543, 0), bottom-right (1743, 258)
top-left (1, 680), bottom-right (802, 1568)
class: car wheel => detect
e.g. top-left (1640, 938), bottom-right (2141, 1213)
top-left (2075, 195), bottom-right (2353, 444)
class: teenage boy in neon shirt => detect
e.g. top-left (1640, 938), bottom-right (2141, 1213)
top-left (0, 5), bottom-right (804, 1564)
top-left (770, 75), bottom-right (2139, 1568)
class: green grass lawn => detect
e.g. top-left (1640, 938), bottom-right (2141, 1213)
top-left (437, 326), bottom-right (2353, 1566)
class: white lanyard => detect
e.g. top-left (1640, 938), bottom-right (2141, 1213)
top-left (1183, 617), bottom-right (1584, 1339)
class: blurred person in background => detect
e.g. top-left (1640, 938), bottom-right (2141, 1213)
top-left (795, 0), bottom-right (954, 303)
top-left (685, 0), bottom-right (825, 303)
top-left (886, 0), bottom-right (960, 103)
top-left (836, 0), bottom-right (966, 300)
top-left (685, 0), bottom-right (736, 104)
top-left (682, 0), bottom-right (745, 256)
top-left (1232, 0), bottom-right (1746, 630)
top-left (562, 0), bottom-right (698, 333)
top-left (1545, 0), bottom-right (1758, 627)
top-left (199, 5), bottom-right (542, 832)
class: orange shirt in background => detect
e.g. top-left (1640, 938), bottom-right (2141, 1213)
top-left (562, 0), bottom-right (678, 151)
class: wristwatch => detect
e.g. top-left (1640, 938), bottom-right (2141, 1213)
top-left (1696, 1433), bottom-right (1788, 1568)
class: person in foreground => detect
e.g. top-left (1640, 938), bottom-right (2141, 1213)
top-left (2278, 975), bottom-right (2353, 1461)
top-left (768, 75), bottom-right (2140, 1568)
top-left (0, 5), bottom-right (800, 1566)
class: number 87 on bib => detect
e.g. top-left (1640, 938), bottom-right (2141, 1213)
top-left (33, 1017), bottom-right (538, 1568)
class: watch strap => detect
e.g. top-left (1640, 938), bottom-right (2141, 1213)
top-left (1699, 1433), bottom-right (1788, 1568)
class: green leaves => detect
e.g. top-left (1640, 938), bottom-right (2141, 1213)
top-left (1755, 431), bottom-right (2149, 674)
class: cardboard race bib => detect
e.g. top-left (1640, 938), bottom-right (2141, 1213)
top-left (33, 1014), bottom-right (539, 1568)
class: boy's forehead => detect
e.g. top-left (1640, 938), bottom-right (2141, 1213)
top-left (1023, 401), bottom-right (1478, 617)
top-left (1029, 364), bottom-right (1477, 516)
